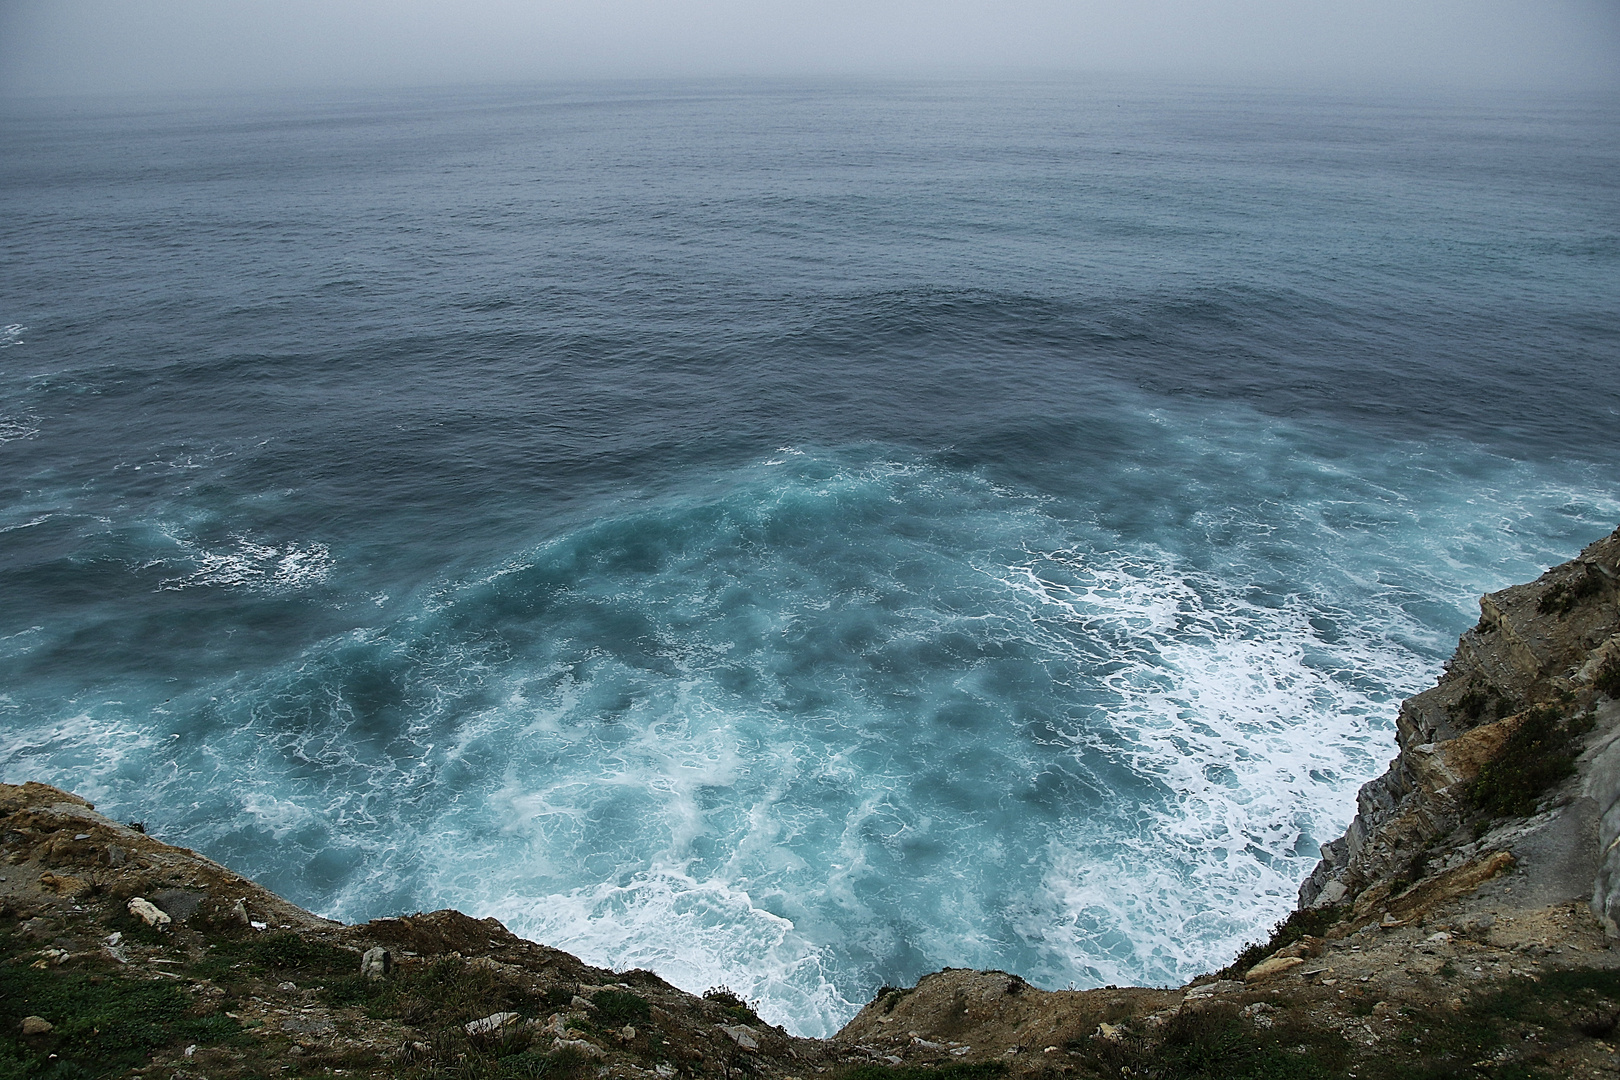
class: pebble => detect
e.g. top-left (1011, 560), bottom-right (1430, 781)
top-left (19, 1016), bottom-right (53, 1036)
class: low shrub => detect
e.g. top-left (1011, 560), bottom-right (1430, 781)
top-left (1470, 705), bottom-right (1594, 818)
top-left (1538, 568), bottom-right (1604, 615)
top-left (1595, 656), bottom-right (1620, 699)
top-left (1221, 905), bottom-right (1346, 978)
top-left (703, 986), bottom-right (760, 1026)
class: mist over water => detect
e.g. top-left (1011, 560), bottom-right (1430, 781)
top-left (2, 80), bottom-right (1617, 1035)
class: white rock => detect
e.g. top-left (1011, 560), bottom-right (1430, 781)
top-left (1184, 980), bottom-right (1245, 999)
top-left (552, 1038), bottom-right (606, 1058)
top-left (1314, 880), bottom-right (1350, 907)
top-left (127, 897), bottom-right (171, 929)
top-left (718, 1024), bottom-right (759, 1049)
top-left (465, 1011), bottom-right (521, 1037)
top-left (360, 947), bottom-right (392, 979)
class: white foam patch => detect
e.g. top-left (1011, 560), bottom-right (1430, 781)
top-left (0, 711), bottom-right (164, 805)
top-left (159, 534), bottom-right (332, 592)
top-left (489, 871), bottom-right (854, 1037)
top-left (0, 514), bottom-right (52, 534)
top-left (996, 548), bottom-right (1422, 985)
top-left (0, 416), bottom-right (41, 443)
top-left (0, 324), bottom-right (24, 348)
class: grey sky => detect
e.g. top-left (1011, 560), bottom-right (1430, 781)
top-left (2, 0), bottom-right (1616, 96)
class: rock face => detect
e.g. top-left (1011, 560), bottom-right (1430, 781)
top-left (1298, 526), bottom-right (1620, 928)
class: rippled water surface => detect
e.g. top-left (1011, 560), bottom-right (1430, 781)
top-left (2, 79), bottom-right (1617, 1034)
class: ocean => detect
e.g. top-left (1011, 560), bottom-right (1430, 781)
top-left (1, 77), bottom-right (1616, 1036)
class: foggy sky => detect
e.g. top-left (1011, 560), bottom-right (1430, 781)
top-left (2, 0), bottom-right (1616, 97)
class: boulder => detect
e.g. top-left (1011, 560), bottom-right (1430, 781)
top-left (127, 897), bottom-right (171, 929)
top-left (1244, 955), bottom-right (1305, 982)
top-left (361, 947), bottom-right (392, 979)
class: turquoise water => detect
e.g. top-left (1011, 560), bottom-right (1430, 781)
top-left (1, 79), bottom-right (1616, 1034)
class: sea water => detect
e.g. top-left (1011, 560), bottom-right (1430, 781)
top-left (1, 78), bottom-right (1616, 1035)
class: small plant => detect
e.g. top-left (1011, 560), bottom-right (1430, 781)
top-left (1456, 686), bottom-right (1494, 722)
top-left (703, 986), bottom-right (760, 1026)
top-left (871, 985), bottom-right (914, 1015)
top-left (239, 930), bottom-right (355, 973)
top-left (1470, 704), bottom-right (1595, 818)
top-left (1387, 850), bottom-right (1430, 897)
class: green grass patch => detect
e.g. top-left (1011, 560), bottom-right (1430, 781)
top-left (1077, 1006), bottom-right (1348, 1080)
top-left (1455, 686), bottom-right (1500, 723)
top-left (838, 1062), bottom-right (1007, 1080)
top-left (330, 955), bottom-right (533, 1029)
top-left (871, 985), bottom-right (915, 1015)
top-left (0, 951), bottom-right (242, 1076)
top-left (1359, 966), bottom-right (1620, 1080)
top-left (396, 1044), bottom-right (594, 1080)
top-left (590, 989), bottom-right (650, 1028)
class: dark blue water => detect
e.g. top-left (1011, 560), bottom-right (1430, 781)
top-left (2, 78), bottom-right (1617, 1034)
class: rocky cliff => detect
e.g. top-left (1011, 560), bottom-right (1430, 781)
top-left (1298, 525), bottom-right (1620, 927)
top-left (5, 526), bottom-right (1620, 1079)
